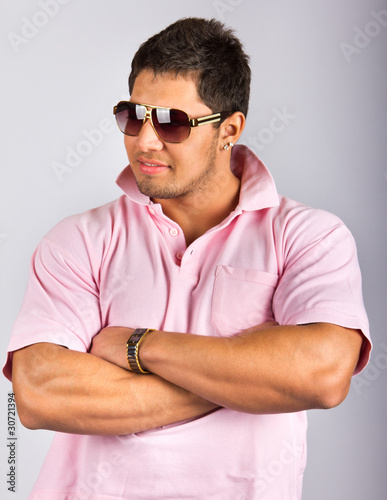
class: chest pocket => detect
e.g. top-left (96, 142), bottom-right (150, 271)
top-left (211, 265), bottom-right (279, 337)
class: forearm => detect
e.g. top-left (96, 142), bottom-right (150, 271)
top-left (12, 343), bottom-right (217, 435)
top-left (140, 323), bottom-right (363, 414)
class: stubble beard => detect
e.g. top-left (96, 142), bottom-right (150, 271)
top-left (134, 135), bottom-right (219, 201)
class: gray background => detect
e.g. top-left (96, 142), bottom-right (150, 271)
top-left (1, 0), bottom-right (386, 498)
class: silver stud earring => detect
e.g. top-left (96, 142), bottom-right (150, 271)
top-left (223, 142), bottom-right (234, 151)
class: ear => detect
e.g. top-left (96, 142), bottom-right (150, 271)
top-left (219, 112), bottom-right (246, 150)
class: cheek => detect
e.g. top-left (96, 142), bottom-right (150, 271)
top-left (171, 150), bottom-right (194, 175)
top-left (124, 136), bottom-right (137, 161)
top-left (124, 136), bottom-right (131, 153)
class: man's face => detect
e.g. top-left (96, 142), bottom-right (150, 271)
top-left (124, 70), bottom-right (224, 202)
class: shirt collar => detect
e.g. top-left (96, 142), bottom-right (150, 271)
top-left (116, 166), bottom-right (151, 206)
top-left (116, 145), bottom-right (279, 211)
top-left (231, 145), bottom-right (279, 211)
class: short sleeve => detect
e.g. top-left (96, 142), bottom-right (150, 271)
top-left (3, 225), bottom-right (102, 381)
top-left (272, 205), bottom-right (371, 375)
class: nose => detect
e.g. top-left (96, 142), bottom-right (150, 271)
top-left (135, 117), bottom-right (164, 151)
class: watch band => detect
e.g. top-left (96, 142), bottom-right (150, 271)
top-left (126, 328), bottom-right (154, 374)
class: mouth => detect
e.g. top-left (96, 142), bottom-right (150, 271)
top-left (137, 156), bottom-right (170, 175)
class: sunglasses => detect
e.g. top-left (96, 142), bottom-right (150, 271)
top-left (113, 101), bottom-right (232, 144)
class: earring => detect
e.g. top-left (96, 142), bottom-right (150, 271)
top-left (223, 142), bottom-right (234, 151)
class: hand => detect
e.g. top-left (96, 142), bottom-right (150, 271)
top-left (90, 326), bottom-right (135, 370)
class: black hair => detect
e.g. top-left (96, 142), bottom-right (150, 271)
top-left (128, 17), bottom-right (251, 117)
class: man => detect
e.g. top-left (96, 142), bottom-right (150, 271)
top-left (5, 17), bottom-right (371, 499)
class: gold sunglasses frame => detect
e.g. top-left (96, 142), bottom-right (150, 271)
top-left (113, 101), bottom-right (232, 144)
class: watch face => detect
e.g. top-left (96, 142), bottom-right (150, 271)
top-left (130, 333), bottom-right (142, 344)
top-left (129, 329), bottom-right (147, 344)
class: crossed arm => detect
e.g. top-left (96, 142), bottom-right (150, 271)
top-left (12, 321), bottom-right (363, 436)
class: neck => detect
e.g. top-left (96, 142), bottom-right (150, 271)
top-left (155, 172), bottom-right (241, 247)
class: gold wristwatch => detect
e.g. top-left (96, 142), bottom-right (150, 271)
top-left (126, 328), bottom-right (154, 374)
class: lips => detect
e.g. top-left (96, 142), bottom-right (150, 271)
top-left (137, 156), bottom-right (170, 175)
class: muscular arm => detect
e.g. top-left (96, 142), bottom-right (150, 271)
top-left (89, 322), bottom-right (363, 414)
top-left (13, 321), bottom-right (363, 435)
top-left (139, 322), bottom-right (363, 413)
top-left (12, 343), bottom-right (217, 435)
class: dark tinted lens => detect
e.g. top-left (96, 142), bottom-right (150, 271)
top-left (115, 103), bottom-right (145, 136)
top-left (152, 108), bottom-right (190, 143)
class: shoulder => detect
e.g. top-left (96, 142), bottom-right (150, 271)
top-left (45, 196), bottom-right (129, 242)
top-left (37, 196), bottom-right (133, 268)
top-left (269, 195), bottom-right (357, 263)
top-left (275, 194), bottom-right (343, 225)
top-left (274, 194), bottom-right (350, 236)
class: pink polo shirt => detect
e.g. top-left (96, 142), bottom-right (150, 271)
top-left (4, 145), bottom-right (371, 499)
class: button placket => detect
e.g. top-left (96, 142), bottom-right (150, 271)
top-left (176, 251), bottom-right (184, 261)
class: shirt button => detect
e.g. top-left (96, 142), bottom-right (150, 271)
top-left (176, 251), bottom-right (184, 260)
top-left (169, 228), bottom-right (179, 237)
top-left (149, 208), bottom-right (156, 215)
